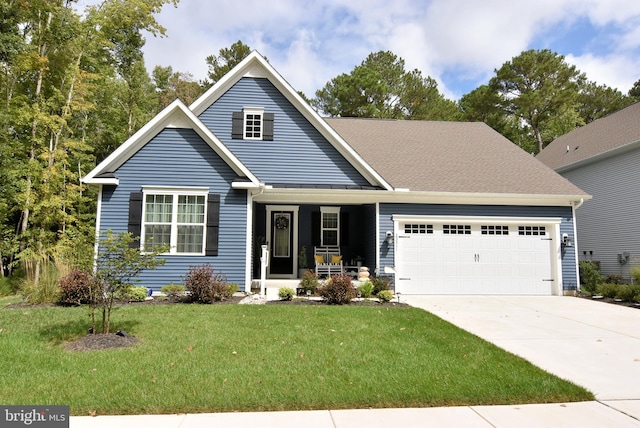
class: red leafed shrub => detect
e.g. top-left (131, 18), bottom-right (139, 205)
top-left (58, 269), bottom-right (99, 306)
top-left (319, 274), bottom-right (356, 305)
top-left (184, 264), bottom-right (232, 303)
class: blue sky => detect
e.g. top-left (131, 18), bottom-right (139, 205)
top-left (77, 0), bottom-right (640, 101)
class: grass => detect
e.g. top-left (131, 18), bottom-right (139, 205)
top-left (0, 300), bottom-right (593, 415)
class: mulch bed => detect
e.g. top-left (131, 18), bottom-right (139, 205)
top-left (64, 333), bottom-right (140, 352)
top-left (577, 293), bottom-right (640, 309)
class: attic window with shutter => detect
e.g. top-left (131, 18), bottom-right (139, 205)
top-left (232, 108), bottom-right (274, 141)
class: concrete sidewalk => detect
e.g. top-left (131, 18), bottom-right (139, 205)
top-left (71, 401), bottom-right (640, 427)
top-left (71, 295), bottom-right (640, 427)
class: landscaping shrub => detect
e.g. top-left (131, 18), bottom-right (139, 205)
top-left (579, 261), bottom-right (603, 295)
top-left (278, 287), bottom-right (295, 301)
top-left (299, 270), bottom-right (319, 294)
top-left (161, 284), bottom-right (185, 298)
top-left (631, 266), bottom-right (640, 285)
top-left (597, 283), bottom-right (620, 299)
top-left (615, 284), bottom-right (640, 302)
top-left (377, 289), bottom-right (394, 303)
top-left (605, 274), bottom-right (625, 284)
top-left (117, 285), bottom-right (149, 302)
top-left (370, 275), bottom-right (390, 295)
top-left (184, 264), bottom-right (231, 303)
top-left (58, 269), bottom-right (98, 306)
top-left (319, 274), bottom-right (355, 305)
top-left (357, 281), bottom-right (374, 298)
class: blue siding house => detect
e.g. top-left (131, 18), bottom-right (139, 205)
top-left (83, 52), bottom-right (589, 295)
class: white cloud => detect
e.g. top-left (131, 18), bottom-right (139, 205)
top-left (567, 53), bottom-right (638, 93)
top-left (77, 0), bottom-right (640, 99)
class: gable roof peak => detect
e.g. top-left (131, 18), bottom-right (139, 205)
top-left (82, 98), bottom-right (259, 185)
top-left (189, 51), bottom-right (393, 190)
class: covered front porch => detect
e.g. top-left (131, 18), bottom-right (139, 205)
top-left (251, 202), bottom-right (380, 281)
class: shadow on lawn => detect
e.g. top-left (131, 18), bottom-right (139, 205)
top-left (40, 318), bottom-right (140, 346)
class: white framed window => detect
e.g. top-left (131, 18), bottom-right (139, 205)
top-left (320, 206), bottom-right (340, 246)
top-left (244, 107), bottom-right (264, 140)
top-left (142, 188), bottom-right (208, 255)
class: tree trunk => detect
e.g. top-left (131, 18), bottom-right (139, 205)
top-left (533, 125), bottom-right (544, 154)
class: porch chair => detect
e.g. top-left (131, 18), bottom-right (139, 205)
top-left (314, 246), bottom-right (343, 277)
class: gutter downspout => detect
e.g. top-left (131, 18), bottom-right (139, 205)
top-left (572, 198), bottom-right (584, 294)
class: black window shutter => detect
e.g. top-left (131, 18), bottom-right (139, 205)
top-left (231, 112), bottom-right (244, 139)
top-left (128, 192), bottom-right (143, 248)
top-left (263, 112), bottom-right (274, 140)
top-left (205, 193), bottom-right (220, 256)
top-left (311, 211), bottom-right (320, 246)
top-left (340, 211), bottom-right (349, 246)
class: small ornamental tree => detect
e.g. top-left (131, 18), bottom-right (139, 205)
top-left (93, 231), bottom-right (167, 333)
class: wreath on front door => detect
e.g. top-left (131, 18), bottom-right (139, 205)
top-left (275, 215), bottom-right (289, 230)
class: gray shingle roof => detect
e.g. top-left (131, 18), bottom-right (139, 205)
top-left (325, 117), bottom-right (587, 196)
top-left (537, 102), bottom-right (640, 171)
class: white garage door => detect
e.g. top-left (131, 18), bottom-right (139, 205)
top-left (395, 221), bottom-right (555, 295)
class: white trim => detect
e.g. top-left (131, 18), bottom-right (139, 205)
top-left (555, 139), bottom-right (640, 174)
top-left (375, 203), bottom-right (380, 275)
top-left (392, 215), bottom-right (562, 226)
top-left (189, 51), bottom-right (392, 191)
top-left (142, 185), bottom-right (209, 193)
top-left (82, 99), bottom-right (259, 186)
top-left (252, 186), bottom-right (588, 207)
top-left (266, 205), bottom-right (299, 278)
top-left (243, 107), bottom-right (264, 140)
top-left (92, 185), bottom-right (103, 274)
top-left (141, 188), bottom-right (209, 256)
top-left (244, 191), bottom-right (254, 293)
top-left (320, 206), bottom-right (341, 247)
top-left (572, 204), bottom-right (581, 292)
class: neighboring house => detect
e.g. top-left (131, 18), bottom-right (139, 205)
top-left (82, 51), bottom-right (589, 295)
top-left (537, 102), bottom-right (640, 282)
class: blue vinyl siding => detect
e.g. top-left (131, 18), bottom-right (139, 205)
top-left (199, 78), bottom-right (371, 186)
top-left (99, 128), bottom-right (247, 290)
top-left (378, 204), bottom-right (578, 291)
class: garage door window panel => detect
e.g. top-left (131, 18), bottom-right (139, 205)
top-left (443, 224), bottom-right (471, 235)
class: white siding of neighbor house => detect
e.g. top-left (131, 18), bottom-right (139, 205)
top-left (561, 147), bottom-right (640, 281)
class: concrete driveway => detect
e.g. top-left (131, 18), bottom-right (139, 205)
top-left (403, 296), bottom-right (640, 418)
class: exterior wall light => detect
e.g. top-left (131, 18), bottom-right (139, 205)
top-left (386, 231), bottom-right (393, 245)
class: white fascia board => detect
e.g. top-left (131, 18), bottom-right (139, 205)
top-left (85, 177), bottom-right (119, 185)
top-left (384, 190), bottom-right (591, 207)
top-left (188, 51), bottom-right (393, 191)
top-left (82, 99), bottom-right (186, 184)
top-left (82, 99), bottom-right (259, 186)
top-left (190, 51), bottom-right (267, 115)
top-left (252, 187), bottom-right (591, 207)
top-left (392, 214), bottom-right (562, 225)
top-left (555, 139), bottom-right (640, 174)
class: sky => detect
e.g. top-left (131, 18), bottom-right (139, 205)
top-left (76, 0), bottom-right (640, 101)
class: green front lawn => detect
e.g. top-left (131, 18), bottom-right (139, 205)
top-left (0, 299), bottom-right (593, 415)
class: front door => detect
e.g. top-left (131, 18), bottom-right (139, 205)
top-left (266, 206), bottom-right (299, 278)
